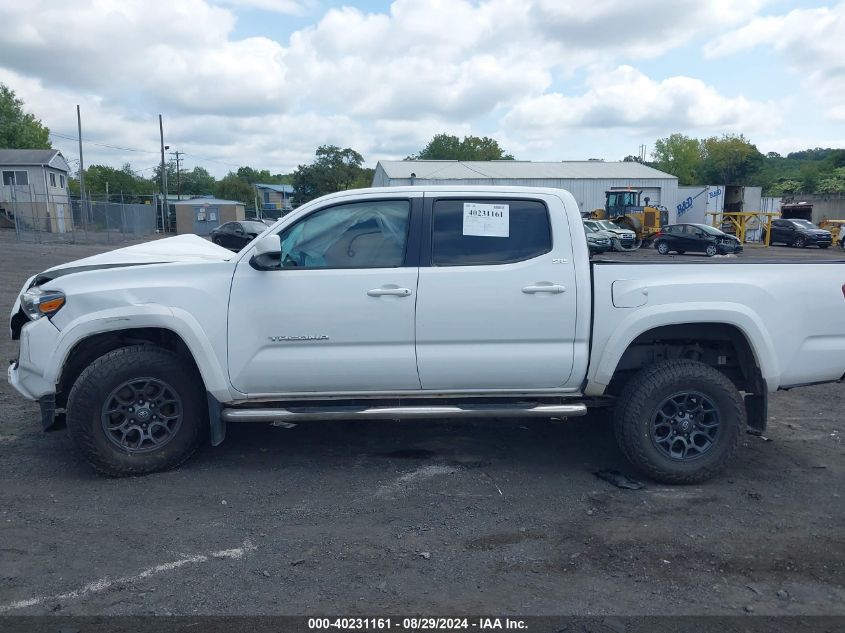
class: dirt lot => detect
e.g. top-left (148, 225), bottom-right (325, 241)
top-left (0, 230), bottom-right (843, 617)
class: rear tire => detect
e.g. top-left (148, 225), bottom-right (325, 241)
top-left (67, 346), bottom-right (206, 477)
top-left (819, 244), bottom-right (830, 249)
top-left (656, 241), bottom-right (670, 255)
top-left (793, 236), bottom-right (806, 248)
top-left (613, 360), bottom-right (744, 484)
top-left (212, 237), bottom-right (223, 246)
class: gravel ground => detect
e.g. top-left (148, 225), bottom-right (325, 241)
top-left (0, 230), bottom-right (843, 617)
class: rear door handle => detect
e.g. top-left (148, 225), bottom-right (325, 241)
top-left (522, 283), bottom-right (566, 294)
top-left (367, 286), bottom-right (412, 297)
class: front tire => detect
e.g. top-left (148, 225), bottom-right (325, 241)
top-left (705, 244), bottom-right (718, 257)
top-left (613, 360), bottom-right (744, 484)
top-left (656, 241), bottom-right (670, 255)
top-left (67, 346), bottom-right (206, 477)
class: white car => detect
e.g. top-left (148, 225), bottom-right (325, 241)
top-left (9, 186), bottom-right (845, 483)
top-left (583, 219), bottom-right (638, 250)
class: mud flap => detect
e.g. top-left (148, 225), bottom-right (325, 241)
top-left (745, 391), bottom-right (767, 436)
top-left (207, 392), bottom-right (226, 446)
top-left (38, 395), bottom-right (65, 432)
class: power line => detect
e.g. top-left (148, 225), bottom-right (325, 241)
top-left (49, 132), bottom-right (159, 154)
top-left (181, 152), bottom-right (241, 169)
top-left (52, 131), bottom-right (243, 171)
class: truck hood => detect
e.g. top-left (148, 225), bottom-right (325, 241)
top-left (34, 234), bottom-right (234, 285)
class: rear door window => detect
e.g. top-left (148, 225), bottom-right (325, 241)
top-left (432, 199), bottom-right (552, 266)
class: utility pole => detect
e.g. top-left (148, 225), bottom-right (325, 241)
top-left (169, 150), bottom-right (184, 200)
top-left (76, 105), bottom-right (87, 228)
top-left (159, 115), bottom-right (170, 232)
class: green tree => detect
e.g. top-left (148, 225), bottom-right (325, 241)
top-left (767, 179), bottom-right (802, 195)
top-left (407, 133), bottom-right (514, 160)
top-left (799, 162), bottom-right (820, 193)
top-left (699, 134), bottom-right (763, 185)
top-left (213, 172), bottom-right (254, 205)
top-left (0, 83), bottom-right (51, 149)
top-left (652, 133), bottom-right (702, 185)
top-left (180, 166), bottom-right (216, 196)
top-left (817, 167), bottom-right (845, 193)
top-left (291, 145), bottom-right (367, 203)
top-left (83, 163), bottom-right (155, 200)
top-left (235, 166), bottom-right (291, 185)
top-left (151, 161), bottom-right (178, 192)
top-left (824, 149), bottom-right (845, 169)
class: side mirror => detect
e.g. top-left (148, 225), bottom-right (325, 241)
top-left (249, 233), bottom-right (281, 270)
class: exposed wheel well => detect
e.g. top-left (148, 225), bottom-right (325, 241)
top-left (56, 328), bottom-right (204, 410)
top-left (606, 323), bottom-right (763, 397)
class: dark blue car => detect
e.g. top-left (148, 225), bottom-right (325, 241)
top-left (654, 223), bottom-right (743, 257)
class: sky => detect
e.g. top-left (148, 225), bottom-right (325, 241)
top-left (1, 0), bottom-right (844, 178)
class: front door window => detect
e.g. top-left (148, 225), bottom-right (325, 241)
top-left (279, 200), bottom-right (410, 269)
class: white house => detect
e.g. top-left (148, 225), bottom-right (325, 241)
top-left (0, 149), bottom-right (72, 232)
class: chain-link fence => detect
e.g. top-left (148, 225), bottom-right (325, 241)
top-left (1, 186), bottom-right (165, 243)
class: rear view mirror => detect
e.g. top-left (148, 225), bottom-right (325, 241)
top-left (249, 233), bottom-right (281, 270)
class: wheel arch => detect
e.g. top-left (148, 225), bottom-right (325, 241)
top-left (586, 309), bottom-right (779, 397)
top-left (50, 306), bottom-right (237, 408)
top-left (56, 327), bottom-right (203, 411)
top-left (603, 322), bottom-right (763, 396)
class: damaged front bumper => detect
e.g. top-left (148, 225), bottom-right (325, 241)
top-left (7, 315), bottom-right (61, 402)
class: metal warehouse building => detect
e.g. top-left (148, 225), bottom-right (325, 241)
top-left (373, 160), bottom-right (680, 219)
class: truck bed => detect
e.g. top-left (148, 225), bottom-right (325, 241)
top-left (586, 259), bottom-right (845, 394)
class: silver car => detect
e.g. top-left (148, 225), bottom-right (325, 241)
top-left (583, 219), bottom-right (638, 250)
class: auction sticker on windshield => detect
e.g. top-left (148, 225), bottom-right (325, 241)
top-left (463, 202), bottom-right (509, 237)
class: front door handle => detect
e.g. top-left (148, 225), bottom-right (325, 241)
top-left (522, 283), bottom-right (566, 294)
top-left (367, 286), bottom-right (412, 297)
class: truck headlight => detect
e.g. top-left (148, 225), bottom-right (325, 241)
top-left (20, 287), bottom-right (66, 320)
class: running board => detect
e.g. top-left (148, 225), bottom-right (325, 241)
top-left (221, 403), bottom-right (588, 423)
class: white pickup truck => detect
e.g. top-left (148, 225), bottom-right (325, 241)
top-left (9, 187), bottom-right (845, 483)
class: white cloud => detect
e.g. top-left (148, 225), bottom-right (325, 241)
top-left (704, 2), bottom-right (845, 122)
top-left (528, 0), bottom-right (766, 61)
top-left (213, 0), bottom-right (314, 15)
top-left (0, 0), bottom-right (824, 175)
top-left (0, 0), bottom-right (290, 116)
top-left (502, 66), bottom-right (780, 137)
top-left (757, 136), bottom-right (845, 157)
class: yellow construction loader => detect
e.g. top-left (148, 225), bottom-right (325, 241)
top-left (590, 189), bottom-right (668, 248)
top-left (818, 219), bottom-right (845, 250)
